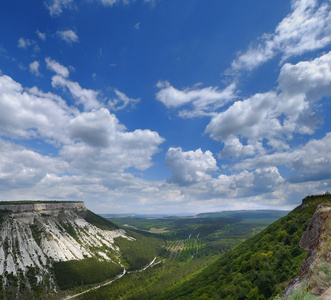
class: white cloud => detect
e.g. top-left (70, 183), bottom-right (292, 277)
top-left (108, 89), bottom-right (140, 111)
top-left (0, 73), bottom-right (165, 211)
top-left (46, 0), bottom-right (74, 16)
top-left (100, 0), bottom-right (133, 6)
top-left (0, 75), bottom-right (77, 143)
top-left (205, 92), bottom-right (278, 142)
top-left (0, 73), bottom-right (164, 181)
top-left (18, 38), bottom-right (34, 49)
top-left (278, 51), bottom-right (331, 103)
top-left (156, 81), bottom-right (236, 117)
top-left (57, 30), bottom-right (79, 44)
top-left (0, 139), bottom-right (68, 189)
top-left (165, 147), bottom-right (218, 185)
top-left (231, 0), bottom-right (331, 72)
top-left (62, 126), bottom-right (164, 174)
top-left (29, 61), bottom-right (41, 77)
top-left (219, 136), bottom-right (257, 159)
top-left (36, 30), bottom-right (46, 41)
top-left (234, 132), bottom-right (331, 184)
top-left (206, 51), bottom-right (331, 158)
top-left (68, 108), bottom-right (125, 148)
top-left (45, 57), bottom-right (70, 78)
top-left (51, 75), bottom-right (101, 111)
top-left (134, 22), bottom-right (141, 30)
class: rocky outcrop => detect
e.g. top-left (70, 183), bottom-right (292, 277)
top-left (285, 204), bottom-right (331, 298)
top-left (0, 201), bottom-right (85, 212)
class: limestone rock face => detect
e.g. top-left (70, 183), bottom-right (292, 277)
top-left (285, 204), bottom-right (331, 298)
top-left (0, 202), bottom-right (86, 213)
top-left (0, 202), bottom-right (132, 299)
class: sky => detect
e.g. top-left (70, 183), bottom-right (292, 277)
top-left (0, 0), bottom-right (331, 214)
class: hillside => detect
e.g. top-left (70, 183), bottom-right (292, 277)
top-left (79, 210), bottom-right (288, 299)
top-left (0, 201), bottom-right (163, 299)
top-left (154, 193), bottom-right (331, 299)
top-left (285, 201), bottom-right (331, 299)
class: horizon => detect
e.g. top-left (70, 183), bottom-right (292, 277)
top-left (1, 0), bottom-right (331, 214)
top-left (98, 207), bottom-right (291, 218)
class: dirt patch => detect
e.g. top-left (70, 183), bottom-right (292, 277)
top-left (148, 227), bottom-right (169, 234)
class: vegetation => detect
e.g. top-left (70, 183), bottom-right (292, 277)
top-left (79, 256), bottom-right (217, 300)
top-left (53, 258), bottom-right (123, 290)
top-left (154, 193), bottom-right (331, 300)
top-left (77, 209), bottom-right (291, 299)
top-left (0, 210), bottom-right (10, 224)
top-left (114, 229), bottom-right (165, 271)
top-left (30, 223), bottom-right (43, 246)
top-left (108, 210), bottom-right (287, 241)
top-left (79, 210), bottom-right (119, 231)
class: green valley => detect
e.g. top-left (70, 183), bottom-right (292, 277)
top-left (78, 194), bottom-right (331, 299)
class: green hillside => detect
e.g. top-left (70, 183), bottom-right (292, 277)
top-left (156, 193), bottom-right (331, 299)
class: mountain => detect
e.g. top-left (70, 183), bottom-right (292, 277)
top-left (155, 193), bottom-right (331, 299)
top-left (0, 201), bottom-right (163, 299)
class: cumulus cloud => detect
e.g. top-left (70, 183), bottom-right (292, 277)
top-left (0, 139), bottom-right (68, 189)
top-left (231, 0), bottom-right (331, 72)
top-left (219, 136), bottom-right (257, 159)
top-left (235, 132), bottom-right (331, 184)
top-left (62, 126), bottom-right (164, 174)
top-left (206, 92), bottom-right (278, 142)
top-left (165, 147), bottom-right (218, 185)
top-left (29, 61), bottom-right (41, 77)
top-left (57, 30), bottom-right (79, 44)
top-left (156, 81), bottom-right (236, 117)
top-left (0, 75), bottom-right (77, 143)
top-left (0, 73), bottom-right (164, 183)
top-left (206, 51), bottom-right (331, 158)
top-left (68, 108), bottom-right (125, 147)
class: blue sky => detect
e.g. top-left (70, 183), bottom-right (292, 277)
top-left (1, 0), bottom-right (331, 214)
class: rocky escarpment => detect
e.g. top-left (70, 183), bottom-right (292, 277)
top-left (0, 201), bottom-right (85, 213)
top-left (0, 201), bottom-right (132, 299)
top-left (285, 203), bottom-right (331, 298)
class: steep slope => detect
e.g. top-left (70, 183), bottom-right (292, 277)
top-left (0, 202), bottom-right (135, 299)
top-left (285, 202), bottom-right (331, 298)
top-left (156, 193), bottom-right (331, 300)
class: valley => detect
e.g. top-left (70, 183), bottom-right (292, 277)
top-left (0, 195), bottom-right (330, 299)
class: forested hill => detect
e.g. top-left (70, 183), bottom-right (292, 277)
top-left (156, 193), bottom-right (331, 299)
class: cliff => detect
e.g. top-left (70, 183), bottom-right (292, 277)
top-left (0, 202), bottom-right (132, 299)
top-left (285, 203), bottom-right (331, 298)
top-left (0, 201), bottom-right (85, 212)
